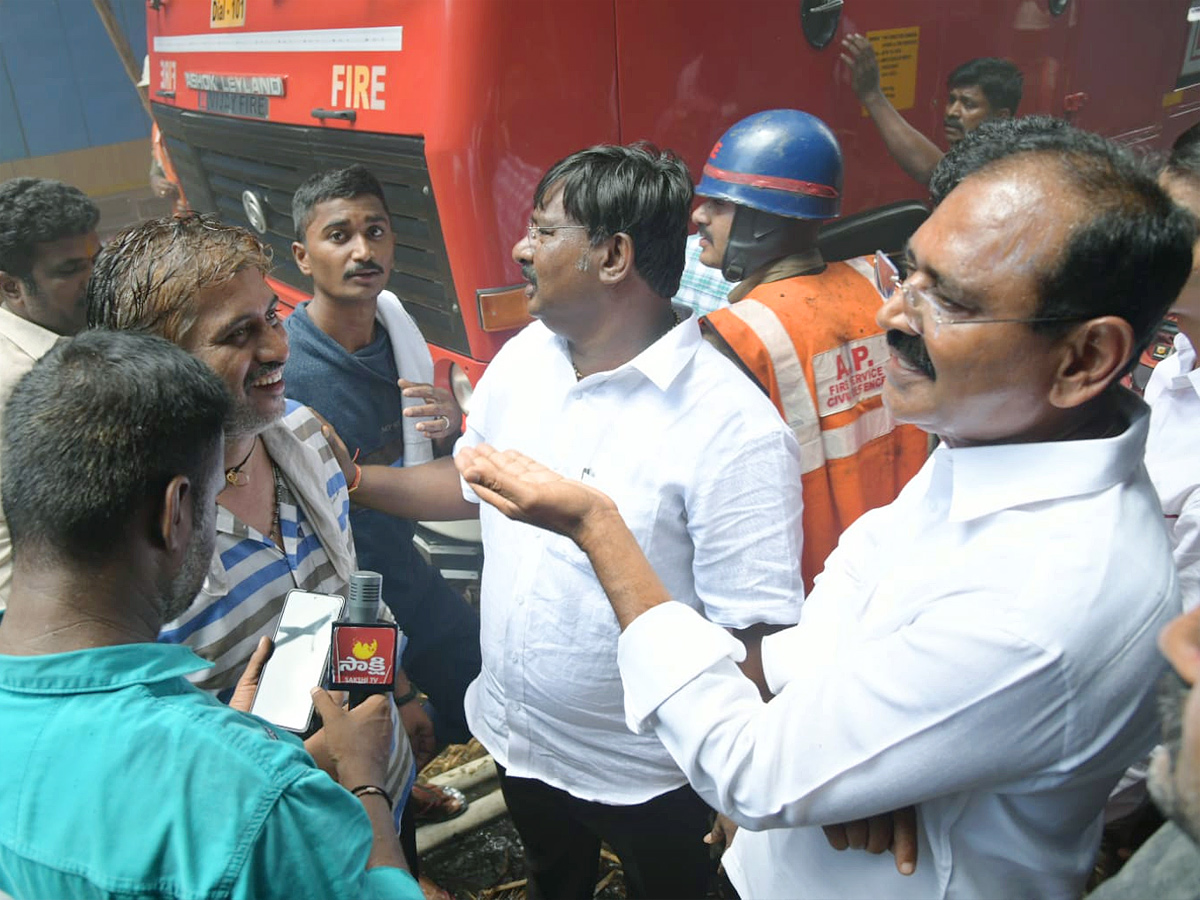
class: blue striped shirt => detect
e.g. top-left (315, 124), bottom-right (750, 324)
top-left (158, 402), bottom-right (417, 819)
top-left (160, 402), bottom-right (353, 692)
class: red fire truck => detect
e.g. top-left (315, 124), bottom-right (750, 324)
top-left (147, 0), bottom-right (1200, 403)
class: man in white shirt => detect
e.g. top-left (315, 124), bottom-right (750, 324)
top-left (1145, 124), bottom-right (1200, 615)
top-left (453, 124), bottom-right (1195, 899)
top-left (347, 143), bottom-right (805, 899)
top-left (0, 177), bottom-right (99, 610)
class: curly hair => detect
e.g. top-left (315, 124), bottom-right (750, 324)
top-left (87, 213), bottom-right (272, 345)
top-left (0, 178), bottom-right (99, 284)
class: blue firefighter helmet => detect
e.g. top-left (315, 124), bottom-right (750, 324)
top-left (697, 109), bottom-right (842, 220)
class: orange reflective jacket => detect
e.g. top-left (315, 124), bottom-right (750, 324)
top-left (704, 257), bottom-right (927, 591)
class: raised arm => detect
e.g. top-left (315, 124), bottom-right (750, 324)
top-left (841, 34), bottom-right (944, 186)
top-left (319, 415), bottom-right (477, 522)
top-left (457, 445), bottom-right (1076, 854)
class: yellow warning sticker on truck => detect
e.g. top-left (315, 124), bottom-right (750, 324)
top-left (865, 26), bottom-right (920, 113)
top-left (210, 0), bottom-right (246, 29)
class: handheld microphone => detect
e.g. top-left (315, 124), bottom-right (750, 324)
top-left (331, 571), bottom-right (397, 707)
top-left (346, 570), bottom-right (382, 624)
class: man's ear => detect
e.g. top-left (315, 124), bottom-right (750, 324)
top-left (0, 269), bottom-right (27, 309)
top-left (157, 475), bottom-right (194, 563)
top-left (597, 233), bottom-right (635, 286)
top-left (1048, 316), bottom-right (1135, 409)
top-left (292, 240), bottom-right (311, 275)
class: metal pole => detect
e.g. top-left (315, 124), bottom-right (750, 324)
top-left (90, 0), bottom-right (153, 119)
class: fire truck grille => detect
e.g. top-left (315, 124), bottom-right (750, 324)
top-left (151, 103), bottom-right (469, 356)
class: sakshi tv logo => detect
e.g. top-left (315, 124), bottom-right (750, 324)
top-left (332, 624), bottom-right (396, 685)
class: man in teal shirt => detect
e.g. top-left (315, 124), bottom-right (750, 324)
top-left (0, 330), bottom-right (420, 900)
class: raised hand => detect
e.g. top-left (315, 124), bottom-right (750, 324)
top-left (455, 444), bottom-right (617, 541)
top-left (840, 33), bottom-right (883, 99)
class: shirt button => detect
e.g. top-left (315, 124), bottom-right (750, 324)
top-left (511, 653), bottom-right (519, 663)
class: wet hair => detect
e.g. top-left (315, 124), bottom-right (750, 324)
top-left (1164, 122), bottom-right (1200, 182)
top-left (533, 143), bottom-right (693, 299)
top-left (3, 329), bottom-right (229, 563)
top-left (87, 213), bottom-right (271, 345)
top-left (929, 117), bottom-right (1194, 366)
top-left (0, 177), bottom-right (99, 287)
top-left (292, 164), bottom-right (390, 241)
top-left (947, 58), bottom-right (1023, 116)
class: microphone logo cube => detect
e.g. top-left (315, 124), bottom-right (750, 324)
top-left (329, 623), bottom-right (398, 689)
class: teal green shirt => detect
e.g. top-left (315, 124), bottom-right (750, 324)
top-left (0, 642), bottom-right (420, 900)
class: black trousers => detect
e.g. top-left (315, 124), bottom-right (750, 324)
top-left (497, 765), bottom-right (718, 900)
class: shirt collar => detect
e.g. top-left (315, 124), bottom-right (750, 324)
top-left (941, 389), bottom-right (1150, 523)
top-left (548, 305), bottom-right (701, 393)
top-left (1167, 331), bottom-right (1200, 396)
top-left (0, 305), bottom-right (61, 359)
top-left (0, 642), bottom-right (211, 695)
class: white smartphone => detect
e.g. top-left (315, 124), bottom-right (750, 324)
top-left (249, 590), bottom-right (346, 733)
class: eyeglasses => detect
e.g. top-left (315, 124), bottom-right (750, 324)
top-left (526, 222), bottom-right (589, 244)
top-left (873, 250), bottom-right (1086, 334)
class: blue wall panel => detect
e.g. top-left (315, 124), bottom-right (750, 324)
top-left (0, 0), bottom-right (149, 163)
top-left (0, 47), bottom-right (30, 161)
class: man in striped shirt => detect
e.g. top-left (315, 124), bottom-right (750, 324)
top-left (85, 214), bottom-right (418, 855)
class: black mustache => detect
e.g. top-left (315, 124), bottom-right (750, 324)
top-left (944, 118), bottom-right (962, 130)
top-left (520, 263), bottom-right (537, 286)
top-left (345, 264), bottom-right (384, 279)
top-left (887, 329), bottom-right (936, 380)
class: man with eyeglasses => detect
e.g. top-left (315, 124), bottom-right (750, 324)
top-left (451, 123), bottom-right (1195, 899)
top-left (696, 109), bottom-right (927, 591)
top-left (340, 143), bottom-right (806, 899)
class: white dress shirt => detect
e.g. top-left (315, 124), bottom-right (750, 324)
top-left (0, 307), bottom-right (60, 611)
top-left (1145, 330), bottom-right (1200, 612)
top-left (459, 312), bottom-right (804, 804)
top-left (619, 392), bottom-right (1176, 898)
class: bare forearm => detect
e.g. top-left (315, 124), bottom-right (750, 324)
top-left (354, 456), bottom-right (478, 521)
top-left (357, 794), bottom-right (410, 872)
top-left (861, 92), bottom-right (944, 186)
top-left (574, 509), bottom-right (673, 630)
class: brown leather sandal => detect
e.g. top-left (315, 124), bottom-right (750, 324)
top-left (411, 782), bottom-right (468, 824)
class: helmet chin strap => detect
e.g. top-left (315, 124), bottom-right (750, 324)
top-left (721, 205), bottom-right (805, 282)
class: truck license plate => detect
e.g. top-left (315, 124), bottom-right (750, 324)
top-left (202, 92), bottom-right (269, 119)
top-left (210, 0), bottom-right (245, 28)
